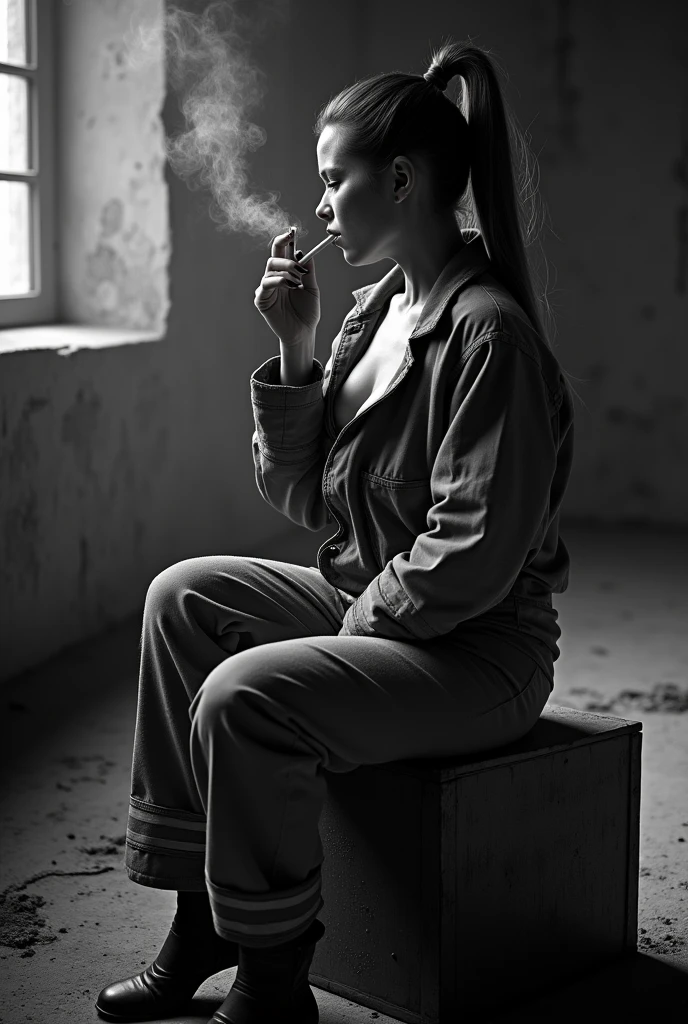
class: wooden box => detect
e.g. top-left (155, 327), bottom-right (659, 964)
top-left (309, 704), bottom-right (642, 1023)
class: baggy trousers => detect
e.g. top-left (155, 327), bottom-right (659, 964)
top-left (125, 555), bottom-right (553, 949)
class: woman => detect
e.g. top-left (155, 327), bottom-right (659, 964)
top-left (97, 39), bottom-right (575, 1024)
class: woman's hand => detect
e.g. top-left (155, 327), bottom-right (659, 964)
top-left (254, 229), bottom-right (321, 346)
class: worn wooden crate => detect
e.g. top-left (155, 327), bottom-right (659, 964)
top-left (309, 704), bottom-right (642, 1023)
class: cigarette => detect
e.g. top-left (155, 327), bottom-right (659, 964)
top-left (297, 234), bottom-right (338, 265)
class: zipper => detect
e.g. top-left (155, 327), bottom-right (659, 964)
top-left (317, 349), bottom-right (413, 569)
top-left (317, 298), bottom-right (416, 570)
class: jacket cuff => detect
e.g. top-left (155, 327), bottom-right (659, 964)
top-left (251, 354), bottom-right (324, 391)
top-left (251, 355), bottom-right (326, 460)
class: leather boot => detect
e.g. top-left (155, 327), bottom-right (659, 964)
top-left (210, 917), bottom-right (325, 1024)
top-left (95, 915), bottom-right (240, 1022)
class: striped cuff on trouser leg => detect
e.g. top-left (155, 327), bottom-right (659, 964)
top-left (124, 795), bottom-right (208, 890)
top-left (206, 865), bottom-right (324, 948)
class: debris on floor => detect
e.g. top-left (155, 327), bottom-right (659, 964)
top-left (568, 682), bottom-right (688, 713)
top-left (0, 865), bottom-right (117, 956)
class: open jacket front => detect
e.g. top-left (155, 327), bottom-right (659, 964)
top-left (250, 229), bottom-right (575, 678)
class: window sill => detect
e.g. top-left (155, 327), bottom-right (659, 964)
top-left (0, 324), bottom-right (163, 356)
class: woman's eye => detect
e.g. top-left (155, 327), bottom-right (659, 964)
top-left (326, 181), bottom-right (340, 191)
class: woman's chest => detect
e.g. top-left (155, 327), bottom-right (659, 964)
top-left (332, 299), bottom-right (421, 432)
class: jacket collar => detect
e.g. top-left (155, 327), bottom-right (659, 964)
top-left (349, 228), bottom-right (491, 339)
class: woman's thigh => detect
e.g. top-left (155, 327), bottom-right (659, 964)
top-left (145, 554), bottom-right (352, 659)
top-left (190, 624), bottom-right (552, 775)
top-left (150, 553), bottom-right (550, 770)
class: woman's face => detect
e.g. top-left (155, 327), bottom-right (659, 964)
top-left (314, 123), bottom-right (464, 295)
top-left (315, 124), bottom-right (400, 268)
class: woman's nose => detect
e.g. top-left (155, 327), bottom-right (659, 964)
top-left (315, 197), bottom-right (330, 221)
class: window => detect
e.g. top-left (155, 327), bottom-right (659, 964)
top-left (0, 0), bottom-right (56, 327)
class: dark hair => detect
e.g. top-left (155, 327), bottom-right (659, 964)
top-left (313, 39), bottom-right (581, 402)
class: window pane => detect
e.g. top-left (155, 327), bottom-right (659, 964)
top-left (0, 179), bottom-right (31, 295)
top-left (0, 71), bottom-right (29, 171)
top-left (0, 0), bottom-right (26, 66)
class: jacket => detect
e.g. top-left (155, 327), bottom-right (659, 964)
top-left (250, 229), bottom-right (575, 676)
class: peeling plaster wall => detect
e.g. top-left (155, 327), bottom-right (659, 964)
top-left (1, 0), bottom-right (686, 683)
top-left (57, 0), bottom-right (170, 330)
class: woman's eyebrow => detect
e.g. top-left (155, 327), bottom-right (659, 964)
top-left (319, 166), bottom-right (344, 181)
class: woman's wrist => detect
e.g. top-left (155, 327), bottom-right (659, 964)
top-left (279, 337), bottom-right (317, 386)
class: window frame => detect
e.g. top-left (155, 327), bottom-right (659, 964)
top-left (0, 0), bottom-right (57, 328)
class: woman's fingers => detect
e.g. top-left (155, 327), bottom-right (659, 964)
top-left (271, 228), bottom-right (294, 259)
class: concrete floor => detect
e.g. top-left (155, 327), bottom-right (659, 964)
top-left (1, 523), bottom-right (687, 1023)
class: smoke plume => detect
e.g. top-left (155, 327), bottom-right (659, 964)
top-left (124, 0), bottom-right (302, 251)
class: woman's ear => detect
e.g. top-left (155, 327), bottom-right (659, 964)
top-left (392, 157), bottom-right (413, 202)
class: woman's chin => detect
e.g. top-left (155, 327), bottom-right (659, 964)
top-left (337, 242), bottom-right (359, 264)
top-left (337, 242), bottom-right (376, 268)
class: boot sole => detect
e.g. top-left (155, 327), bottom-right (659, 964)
top-left (95, 995), bottom-right (194, 1022)
top-left (95, 929), bottom-right (239, 1022)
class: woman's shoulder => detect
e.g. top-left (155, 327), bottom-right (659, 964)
top-left (448, 272), bottom-right (568, 412)
top-left (448, 270), bottom-right (536, 347)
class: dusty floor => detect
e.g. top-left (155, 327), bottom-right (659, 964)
top-left (1, 523), bottom-right (687, 1023)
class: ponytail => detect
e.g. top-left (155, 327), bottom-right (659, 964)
top-left (434, 44), bottom-right (551, 349)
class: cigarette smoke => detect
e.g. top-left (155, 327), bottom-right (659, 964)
top-left (124, 0), bottom-right (302, 251)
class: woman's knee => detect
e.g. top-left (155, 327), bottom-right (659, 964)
top-left (144, 559), bottom-right (194, 618)
top-left (190, 644), bottom-right (298, 731)
top-left (144, 555), bottom-right (238, 617)
top-left (189, 657), bottom-right (253, 731)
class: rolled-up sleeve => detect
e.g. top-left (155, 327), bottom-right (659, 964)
top-left (338, 334), bottom-right (560, 640)
top-left (250, 354), bottom-right (332, 531)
